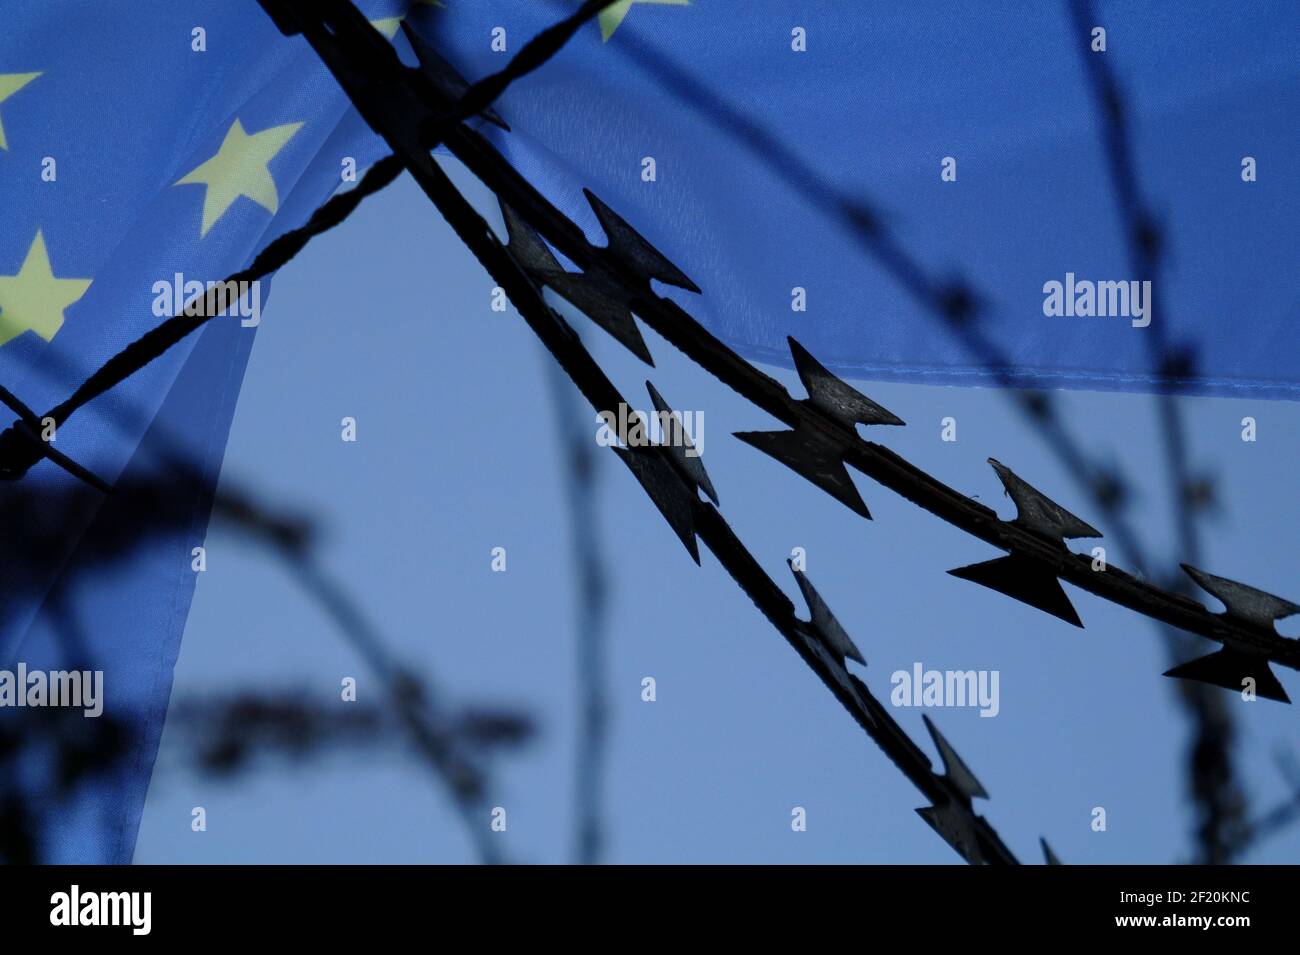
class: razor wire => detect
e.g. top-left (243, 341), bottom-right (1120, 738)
top-left (310, 3), bottom-right (1300, 695)
top-left (541, 0), bottom-right (1248, 861)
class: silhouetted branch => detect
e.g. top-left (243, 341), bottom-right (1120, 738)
top-left (160, 689), bottom-right (532, 779)
top-left (542, 352), bottom-right (611, 865)
top-left (0, 455), bottom-right (532, 863)
top-left (1238, 748), bottom-right (1300, 854)
top-left (1066, 0), bottom-right (1242, 863)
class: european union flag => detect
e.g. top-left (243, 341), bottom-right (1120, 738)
top-left (0, 0), bottom-right (400, 863)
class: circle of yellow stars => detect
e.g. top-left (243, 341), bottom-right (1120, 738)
top-left (0, 0), bottom-right (688, 350)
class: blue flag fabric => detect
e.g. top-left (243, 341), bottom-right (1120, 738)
top-left (0, 2), bottom-right (395, 862)
top-left (415, 1), bottom-right (1298, 399)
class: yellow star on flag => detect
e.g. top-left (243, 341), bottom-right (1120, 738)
top-left (370, 17), bottom-right (403, 39)
top-left (599, 0), bottom-right (688, 42)
top-left (0, 72), bottom-right (41, 151)
top-left (0, 231), bottom-right (92, 348)
top-left (174, 118), bottom-right (303, 237)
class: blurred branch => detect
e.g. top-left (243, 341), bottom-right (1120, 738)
top-left (1227, 747), bottom-right (1300, 858)
top-left (160, 689), bottom-right (532, 779)
top-left (542, 350), bottom-right (611, 865)
top-left (1066, 0), bottom-right (1241, 863)
top-left (205, 466), bottom-right (528, 864)
top-left (0, 452), bottom-right (533, 863)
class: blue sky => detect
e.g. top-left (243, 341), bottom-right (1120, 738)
top-left (131, 155), bottom-right (1300, 864)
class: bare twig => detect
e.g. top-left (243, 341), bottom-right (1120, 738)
top-left (542, 354), bottom-right (611, 865)
top-left (1065, 0), bottom-right (1243, 862)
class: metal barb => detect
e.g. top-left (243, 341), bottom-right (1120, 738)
top-left (498, 201), bottom-right (564, 276)
top-left (989, 458), bottom-right (1102, 543)
top-left (610, 443), bottom-right (700, 564)
top-left (788, 336), bottom-right (904, 430)
top-left (1181, 564), bottom-right (1300, 630)
top-left (1041, 838), bottom-right (1063, 865)
top-left (501, 202), bottom-right (655, 364)
top-left (735, 426), bottom-right (871, 519)
top-left (948, 553), bottom-right (1083, 628)
top-left (788, 561), bottom-right (866, 666)
top-left (645, 381), bottom-right (717, 504)
top-left (922, 714), bottom-right (989, 801)
top-left (1163, 648), bottom-right (1290, 704)
top-left (583, 189), bottom-right (701, 293)
top-left (916, 802), bottom-right (988, 865)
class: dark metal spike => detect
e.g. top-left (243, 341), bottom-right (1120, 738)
top-left (401, 22), bottom-right (510, 130)
top-left (611, 444), bottom-right (699, 564)
top-left (1041, 838), bottom-right (1062, 865)
top-left (788, 336), bottom-right (904, 429)
top-left (583, 189), bottom-right (701, 293)
top-left (988, 458), bottom-right (1102, 542)
top-left (1181, 564), bottom-right (1300, 629)
top-left (1163, 648), bottom-right (1290, 703)
top-left (916, 803), bottom-right (987, 865)
top-left (645, 381), bottom-right (716, 504)
top-left (501, 202), bottom-right (654, 364)
top-left (734, 426), bottom-right (871, 519)
top-left (948, 553), bottom-right (1083, 627)
top-left (548, 272), bottom-right (654, 365)
top-left (499, 202), bottom-right (563, 276)
top-left (787, 561), bottom-right (865, 666)
top-left (922, 714), bottom-right (989, 801)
